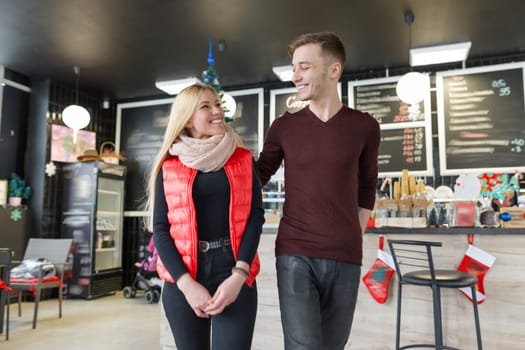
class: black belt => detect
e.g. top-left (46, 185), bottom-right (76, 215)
top-left (198, 237), bottom-right (231, 252)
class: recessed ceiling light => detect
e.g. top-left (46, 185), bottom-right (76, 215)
top-left (410, 41), bottom-right (472, 66)
top-left (155, 77), bottom-right (199, 95)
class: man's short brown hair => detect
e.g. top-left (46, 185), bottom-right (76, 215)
top-left (288, 32), bottom-right (346, 65)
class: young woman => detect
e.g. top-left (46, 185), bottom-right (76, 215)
top-left (146, 82), bottom-right (264, 350)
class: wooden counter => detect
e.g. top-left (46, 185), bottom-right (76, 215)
top-left (349, 231), bottom-right (525, 349)
top-left (368, 226), bottom-right (524, 234)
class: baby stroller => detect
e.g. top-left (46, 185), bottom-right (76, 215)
top-left (122, 236), bottom-right (162, 303)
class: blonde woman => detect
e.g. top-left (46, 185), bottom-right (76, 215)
top-left (146, 83), bottom-right (264, 350)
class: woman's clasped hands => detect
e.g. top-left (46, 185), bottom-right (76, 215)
top-left (176, 269), bottom-right (247, 318)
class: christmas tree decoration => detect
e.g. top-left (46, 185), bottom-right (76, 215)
top-left (362, 235), bottom-right (396, 304)
top-left (457, 234), bottom-right (496, 304)
top-left (200, 39), bottom-right (236, 123)
top-left (201, 39), bottom-right (222, 93)
top-left (428, 207), bottom-right (437, 226)
top-left (437, 206), bottom-right (448, 227)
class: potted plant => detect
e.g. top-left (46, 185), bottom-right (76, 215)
top-left (8, 172), bottom-right (32, 206)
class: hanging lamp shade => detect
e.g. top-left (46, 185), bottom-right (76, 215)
top-left (396, 72), bottom-right (429, 105)
top-left (62, 104), bottom-right (90, 129)
top-left (62, 65), bottom-right (90, 130)
top-left (395, 10), bottom-right (430, 106)
top-left (222, 92), bottom-right (237, 119)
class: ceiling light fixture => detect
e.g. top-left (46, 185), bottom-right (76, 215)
top-left (62, 65), bottom-right (90, 143)
top-left (396, 10), bottom-right (429, 106)
top-left (155, 77), bottom-right (199, 95)
top-left (272, 65), bottom-right (293, 81)
top-left (410, 41), bottom-right (472, 67)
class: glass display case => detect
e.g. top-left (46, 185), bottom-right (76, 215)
top-left (262, 166), bottom-right (285, 232)
top-left (62, 161), bottom-right (125, 299)
top-left (94, 177), bottom-right (123, 272)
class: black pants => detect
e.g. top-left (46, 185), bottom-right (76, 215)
top-left (276, 255), bottom-right (361, 350)
top-left (162, 247), bottom-right (257, 350)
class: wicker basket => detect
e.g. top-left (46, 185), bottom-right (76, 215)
top-left (99, 141), bottom-right (121, 165)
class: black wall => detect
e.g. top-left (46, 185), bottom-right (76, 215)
top-left (0, 85), bottom-right (30, 179)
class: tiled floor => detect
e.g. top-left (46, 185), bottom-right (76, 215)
top-left (0, 234), bottom-right (282, 350)
top-left (5, 233), bottom-right (520, 349)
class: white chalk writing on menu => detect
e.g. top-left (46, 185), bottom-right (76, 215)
top-left (349, 76), bottom-right (432, 176)
top-left (354, 82), bottom-right (424, 124)
top-left (437, 63), bottom-right (525, 175)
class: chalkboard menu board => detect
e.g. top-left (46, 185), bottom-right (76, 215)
top-left (378, 126), bottom-right (428, 173)
top-left (269, 84), bottom-right (341, 122)
top-left (436, 62), bottom-right (525, 175)
top-left (227, 88), bottom-right (264, 156)
top-left (269, 87), bottom-right (311, 122)
top-left (116, 99), bottom-right (172, 213)
top-left (348, 76), bottom-right (433, 177)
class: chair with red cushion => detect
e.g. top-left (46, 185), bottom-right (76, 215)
top-left (0, 248), bottom-right (13, 340)
top-left (9, 238), bottom-right (72, 329)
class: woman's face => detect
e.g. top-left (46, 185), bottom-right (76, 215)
top-left (186, 89), bottom-right (225, 139)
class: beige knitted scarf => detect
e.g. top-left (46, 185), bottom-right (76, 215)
top-left (168, 128), bottom-right (236, 172)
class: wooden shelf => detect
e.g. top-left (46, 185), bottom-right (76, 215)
top-left (367, 227), bottom-right (524, 235)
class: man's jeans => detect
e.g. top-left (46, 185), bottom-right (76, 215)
top-left (276, 255), bottom-right (361, 350)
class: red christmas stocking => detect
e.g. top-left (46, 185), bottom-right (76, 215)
top-left (362, 236), bottom-right (395, 304)
top-left (457, 244), bottom-right (496, 304)
top-left (0, 279), bottom-right (11, 291)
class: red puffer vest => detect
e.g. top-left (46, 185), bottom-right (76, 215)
top-left (157, 147), bottom-right (260, 287)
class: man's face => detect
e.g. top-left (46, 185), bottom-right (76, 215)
top-left (291, 43), bottom-right (333, 102)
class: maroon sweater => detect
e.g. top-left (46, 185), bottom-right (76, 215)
top-left (257, 106), bottom-right (380, 265)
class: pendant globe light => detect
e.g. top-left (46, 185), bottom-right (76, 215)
top-left (396, 11), bottom-right (429, 106)
top-left (62, 66), bottom-right (90, 142)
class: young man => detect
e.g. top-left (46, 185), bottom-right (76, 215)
top-left (257, 32), bottom-right (380, 350)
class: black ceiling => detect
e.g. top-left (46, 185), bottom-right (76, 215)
top-left (1, 0), bottom-right (525, 101)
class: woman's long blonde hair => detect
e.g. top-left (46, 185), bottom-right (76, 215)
top-left (143, 82), bottom-right (241, 230)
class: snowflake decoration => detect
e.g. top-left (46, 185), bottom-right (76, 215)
top-left (46, 162), bottom-right (57, 176)
top-left (11, 208), bottom-right (23, 221)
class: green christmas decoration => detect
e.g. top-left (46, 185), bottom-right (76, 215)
top-left (11, 208), bottom-right (23, 222)
top-left (201, 39), bottom-right (222, 93)
top-left (200, 39), bottom-right (233, 123)
top-left (428, 207), bottom-right (437, 226)
top-left (437, 207), bottom-right (447, 227)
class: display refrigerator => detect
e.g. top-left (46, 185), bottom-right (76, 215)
top-left (61, 161), bottom-right (126, 299)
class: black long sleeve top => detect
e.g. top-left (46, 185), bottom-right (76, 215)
top-left (153, 160), bottom-right (264, 282)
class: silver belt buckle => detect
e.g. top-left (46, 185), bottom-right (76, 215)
top-left (198, 241), bottom-right (210, 252)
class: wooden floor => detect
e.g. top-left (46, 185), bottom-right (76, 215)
top-left (1, 233), bottom-right (524, 349)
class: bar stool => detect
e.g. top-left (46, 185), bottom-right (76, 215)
top-left (387, 239), bottom-right (482, 350)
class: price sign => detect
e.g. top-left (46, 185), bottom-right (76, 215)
top-left (437, 62), bottom-right (525, 175)
top-left (349, 76), bottom-right (433, 176)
